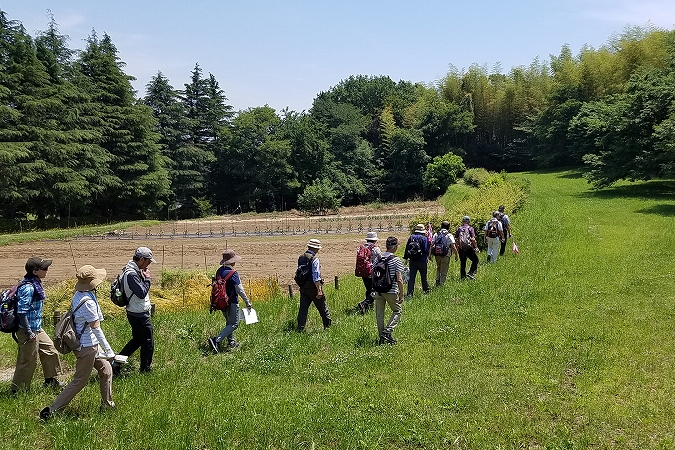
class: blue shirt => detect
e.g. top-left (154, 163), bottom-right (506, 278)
top-left (16, 279), bottom-right (44, 331)
top-left (305, 249), bottom-right (321, 283)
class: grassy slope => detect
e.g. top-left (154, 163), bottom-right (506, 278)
top-left (2, 170), bottom-right (675, 449)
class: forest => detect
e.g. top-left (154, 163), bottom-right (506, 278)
top-left (1, 10), bottom-right (675, 226)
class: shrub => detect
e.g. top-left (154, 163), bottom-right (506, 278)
top-left (297, 179), bottom-right (342, 215)
top-left (463, 168), bottom-right (491, 187)
top-left (423, 153), bottom-right (466, 198)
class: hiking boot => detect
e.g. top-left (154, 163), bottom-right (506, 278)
top-left (226, 340), bottom-right (239, 350)
top-left (43, 378), bottom-right (65, 389)
top-left (208, 337), bottom-right (220, 353)
top-left (39, 406), bottom-right (52, 421)
top-left (467, 273), bottom-right (476, 280)
top-left (379, 332), bottom-right (397, 345)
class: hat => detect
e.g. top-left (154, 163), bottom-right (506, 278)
top-left (365, 231), bottom-right (378, 242)
top-left (462, 216), bottom-right (471, 223)
top-left (25, 257), bottom-right (52, 273)
top-left (134, 247), bottom-right (156, 263)
top-left (493, 210), bottom-right (501, 218)
top-left (414, 224), bottom-right (425, 234)
top-left (220, 249), bottom-right (242, 265)
top-left (498, 205), bottom-right (505, 212)
top-left (307, 238), bottom-right (322, 249)
top-left (75, 265), bottom-right (107, 292)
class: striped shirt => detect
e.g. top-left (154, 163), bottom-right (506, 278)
top-left (72, 291), bottom-right (105, 348)
top-left (378, 252), bottom-right (405, 295)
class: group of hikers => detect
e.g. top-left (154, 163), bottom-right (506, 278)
top-left (2, 205), bottom-right (512, 420)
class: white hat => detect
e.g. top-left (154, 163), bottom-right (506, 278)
top-left (365, 231), bottom-right (378, 241)
top-left (414, 224), bottom-right (425, 234)
top-left (307, 239), bottom-right (322, 249)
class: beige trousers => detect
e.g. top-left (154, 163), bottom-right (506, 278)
top-left (11, 328), bottom-right (62, 392)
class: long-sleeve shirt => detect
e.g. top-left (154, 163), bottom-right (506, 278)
top-left (16, 278), bottom-right (44, 331)
top-left (123, 260), bottom-right (152, 314)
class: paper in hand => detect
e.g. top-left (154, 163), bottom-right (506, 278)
top-left (238, 307), bottom-right (259, 324)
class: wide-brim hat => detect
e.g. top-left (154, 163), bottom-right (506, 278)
top-left (414, 224), bottom-right (425, 234)
top-left (462, 215), bottom-right (471, 223)
top-left (220, 249), bottom-right (242, 265)
top-left (75, 264), bottom-right (107, 292)
top-left (365, 231), bottom-right (378, 242)
top-left (307, 238), bottom-right (322, 249)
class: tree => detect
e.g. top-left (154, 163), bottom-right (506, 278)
top-left (423, 152), bottom-right (466, 198)
top-left (297, 178), bottom-right (341, 215)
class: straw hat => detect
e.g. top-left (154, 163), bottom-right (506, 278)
top-left (307, 238), bottom-right (322, 249)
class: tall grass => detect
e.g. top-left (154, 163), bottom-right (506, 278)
top-left (2, 171), bottom-right (675, 448)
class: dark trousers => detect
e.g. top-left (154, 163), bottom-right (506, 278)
top-left (458, 248), bottom-right (479, 279)
top-left (500, 237), bottom-right (507, 256)
top-left (297, 288), bottom-right (332, 330)
top-left (407, 258), bottom-right (430, 296)
top-left (361, 277), bottom-right (374, 307)
top-left (120, 311), bottom-right (154, 371)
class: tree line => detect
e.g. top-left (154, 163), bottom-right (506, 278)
top-left (2, 10), bottom-right (674, 228)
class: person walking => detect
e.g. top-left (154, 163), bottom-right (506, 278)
top-left (296, 239), bottom-right (332, 332)
top-left (114, 247), bottom-right (155, 374)
top-left (355, 231), bottom-right (382, 314)
top-left (208, 249), bottom-right (252, 353)
top-left (40, 265), bottom-right (116, 420)
top-left (430, 221), bottom-right (458, 286)
top-left (374, 236), bottom-right (405, 345)
top-left (11, 257), bottom-right (64, 394)
top-left (403, 224), bottom-right (431, 296)
top-left (498, 205), bottom-right (512, 256)
top-left (484, 211), bottom-right (505, 263)
top-left (455, 216), bottom-right (480, 279)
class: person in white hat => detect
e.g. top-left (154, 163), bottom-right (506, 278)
top-left (295, 239), bottom-right (331, 331)
top-left (355, 231), bottom-right (382, 314)
top-left (114, 246), bottom-right (155, 374)
top-left (40, 265), bottom-right (116, 420)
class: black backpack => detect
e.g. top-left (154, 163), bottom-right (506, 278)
top-left (110, 268), bottom-right (131, 307)
top-left (432, 233), bottom-right (450, 257)
top-left (372, 255), bottom-right (395, 293)
top-left (486, 219), bottom-right (500, 238)
top-left (406, 236), bottom-right (423, 260)
top-left (294, 252), bottom-right (315, 287)
top-left (0, 281), bottom-right (30, 334)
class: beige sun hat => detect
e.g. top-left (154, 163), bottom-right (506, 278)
top-left (365, 231), bottom-right (378, 242)
top-left (414, 224), bottom-right (425, 233)
top-left (75, 265), bottom-right (107, 292)
top-left (220, 249), bottom-right (242, 265)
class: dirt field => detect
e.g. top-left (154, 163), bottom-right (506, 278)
top-left (0, 202), bottom-right (443, 287)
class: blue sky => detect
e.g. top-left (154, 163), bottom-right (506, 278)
top-left (3, 1), bottom-right (675, 112)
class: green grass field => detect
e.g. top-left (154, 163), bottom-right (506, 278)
top-left (2, 170), bottom-right (675, 449)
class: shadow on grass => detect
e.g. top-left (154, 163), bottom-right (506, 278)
top-left (636, 204), bottom-right (675, 217)
top-left (579, 180), bottom-right (675, 201)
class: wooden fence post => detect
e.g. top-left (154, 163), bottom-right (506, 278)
top-left (288, 284), bottom-right (294, 298)
top-left (334, 276), bottom-right (339, 290)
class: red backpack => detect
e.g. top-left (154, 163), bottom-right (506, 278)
top-left (355, 243), bottom-right (374, 277)
top-left (210, 270), bottom-right (236, 313)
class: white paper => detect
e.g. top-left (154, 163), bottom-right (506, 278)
top-left (238, 307), bottom-right (259, 325)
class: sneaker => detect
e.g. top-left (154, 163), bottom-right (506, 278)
top-left (208, 337), bottom-right (220, 353)
top-left (357, 302), bottom-right (367, 315)
top-left (226, 340), bottom-right (239, 350)
top-left (100, 401), bottom-right (116, 413)
top-left (43, 378), bottom-right (66, 389)
top-left (39, 406), bottom-right (52, 421)
top-left (467, 273), bottom-right (476, 280)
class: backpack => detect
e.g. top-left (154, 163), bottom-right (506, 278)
top-left (354, 244), bottom-right (374, 277)
top-left (432, 233), bottom-right (450, 257)
top-left (457, 226), bottom-right (473, 251)
top-left (486, 219), bottom-right (500, 238)
top-left (110, 268), bottom-right (132, 307)
top-left (53, 298), bottom-right (90, 354)
top-left (0, 281), bottom-right (30, 334)
top-left (372, 255), bottom-right (395, 293)
top-left (294, 252), bottom-right (315, 287)
top-left (406, 236), bottom-right (423, 260)
top-left (210, 270), bottom-right (236, 313)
